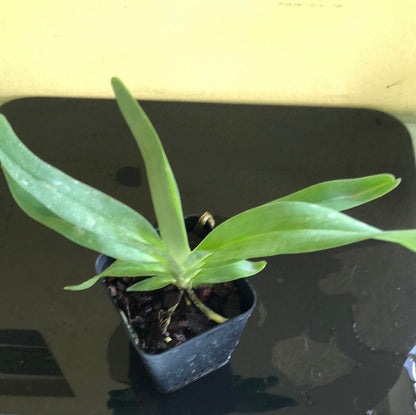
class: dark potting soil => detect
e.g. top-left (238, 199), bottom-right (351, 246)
top-left (104, 227), bottom-right (242, 354)
top-left (104, 278), bottom-right (242, 354)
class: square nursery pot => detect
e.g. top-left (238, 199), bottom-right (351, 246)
top-left (95, 215), bottom-right (257, 393)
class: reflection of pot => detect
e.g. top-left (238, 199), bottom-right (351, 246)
top-left (107, 345), bottom-right (298, 415)
top-left (96, 215), bottom-right (257, 393)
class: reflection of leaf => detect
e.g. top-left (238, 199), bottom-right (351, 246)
top-left (107, 372), bottom-right (296, 414)
top-left (233, 375), bottom-right (279, 392)
top-left (107, 388), bottom-right (144, 415)
top-left (272, 332), bottom-right (357, 388)
top-left (233, 375), bottom-right (298, 412)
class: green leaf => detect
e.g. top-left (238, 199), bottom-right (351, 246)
top-left (64, 259), bottom-right (167, 291)
top-left (4, 171), bottom-right (166, 264)
top-left (196, 201), bottom-right (382, 261)
top-left (191, 260), bottom-right (267, 287)
top-left (179, 250), bottom-right (213, 285)
top-left (127, 275), bottom-right (175, 291)
top-left (111, 78), bottom-right (190, 262)
top-left (0, 115), bottom-right (168, 264)
top-left (273, 174), bottom-right (400, 211)
top-left (181, 250), bottom-right (213, 271)
top-left (376, 230), bottom-right (416, 252)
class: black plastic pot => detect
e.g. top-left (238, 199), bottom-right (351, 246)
top-left (96, 215), bottom-right (257, 393)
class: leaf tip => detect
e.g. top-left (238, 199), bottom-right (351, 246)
top-left (385, 173), bottom-right (401, 188)
top-left (111, 77), bottom-right (127, 94)
top-left (259, 260), bottom-right (267, 270)
top-left (64, 282), bottom-right (90, 291)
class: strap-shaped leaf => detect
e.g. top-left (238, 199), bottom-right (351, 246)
top-left (5, 171), bottom-right (167, 264)
top-left (0, 115), bottom-right (167, 264)
top-left (196, 201), bottom-right (383, 261)
top-left (127, 275), bottom-right (176, 292)
top-left (272, 174), bottom-right (400, 211)
top-left (111, 78), bottom-right (190, 262)
top-left (65, 259), bottom-right (167, 291)
top-left (191, 260), bottom-right (267, 287)
top-left (181, 250), bottom-right (213, 271)
top-left (376, 230), bottom-right (416, 251)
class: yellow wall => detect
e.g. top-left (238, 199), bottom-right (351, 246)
top-left (1, 0), bottom-right (415, 119)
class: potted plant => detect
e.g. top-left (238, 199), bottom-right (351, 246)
top-left (0, 78), bottom-right (415, 392)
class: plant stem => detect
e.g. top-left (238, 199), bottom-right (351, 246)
top-left (185, 287), bottom-right (228, 324)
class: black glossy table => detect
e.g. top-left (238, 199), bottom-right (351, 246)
top-left (1, 99), bottom-right (415, 414)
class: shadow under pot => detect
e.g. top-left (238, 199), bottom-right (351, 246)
top-left (96, 214), bottom-right (257, 393)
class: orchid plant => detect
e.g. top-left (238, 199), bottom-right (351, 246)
top-left (0, 78), bottom-right (415, 324)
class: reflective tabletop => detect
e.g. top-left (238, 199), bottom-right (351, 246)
top-left (0, 99), bottom-right (415, 414)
